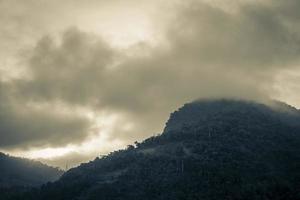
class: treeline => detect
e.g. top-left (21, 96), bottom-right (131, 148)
top-left (3, 100), bottom-right (300, 200)
top-left (0, 153), bottom-right (63, 188)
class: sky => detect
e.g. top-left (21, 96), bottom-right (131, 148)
top-left (0, 0), bottom-right (300, 168)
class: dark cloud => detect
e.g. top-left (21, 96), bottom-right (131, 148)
top-left (168, 0), bottom-right (300, 69)
top-left (18, 27), bottom-right (115, 105)
top-left (0, 81), bottom-right (92, 149)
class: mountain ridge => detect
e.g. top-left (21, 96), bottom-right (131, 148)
top-left (5, 99), bottom-right (300, 200)
top-left (0, 152), bottom-right (63, 188)
top-left (164, 99), bottom-right (300, 133)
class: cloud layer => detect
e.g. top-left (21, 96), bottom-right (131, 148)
top-left (0, 82), bottom-right (91, 149)
top-left (1, 0), bottom-right (300, 166)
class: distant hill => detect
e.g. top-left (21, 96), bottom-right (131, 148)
top-left (7, 99), bottom-right (300, 200)
top-left (0, 152), bottom-right (63, 188)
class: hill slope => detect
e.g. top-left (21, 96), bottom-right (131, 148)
top-left (11, 99), bottom-right (300, 200)
top-left (0, 153), bottom-right (63, 188)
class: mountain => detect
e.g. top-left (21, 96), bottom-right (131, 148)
top-left (7, 99), bottom-right (300, 200)
top-left (0, 152), bottom-right (63, 188)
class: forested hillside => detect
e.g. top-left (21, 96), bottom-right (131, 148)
top-left (6, 99), bottom-right (300, 200)
top-left (0, 153), bottom-right (63, 188)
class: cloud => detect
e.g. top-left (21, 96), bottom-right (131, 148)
top-left (18, 27), bottom-right (115, 105)
top-left (1, 0), bottom-right (300, 165)
top-left (0, 81), bottom-right (92, 149)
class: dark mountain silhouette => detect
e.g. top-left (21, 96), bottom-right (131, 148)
top-left (5, 99), bottom-right (300, 200)
top-left (0, 152), bottom-right (63, 187)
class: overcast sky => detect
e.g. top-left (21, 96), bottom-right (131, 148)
top-left (1, 0), bottom-right (300, 168)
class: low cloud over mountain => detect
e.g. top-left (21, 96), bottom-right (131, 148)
top-left (0, 0), bottom-right (300, 166)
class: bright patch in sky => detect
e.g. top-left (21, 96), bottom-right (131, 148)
top-left (18, 147), bottom-right (76, 159)
top-left (75, 4), bottom-right (158, 48)
top-left (13, 113), bottom-right (128, 162)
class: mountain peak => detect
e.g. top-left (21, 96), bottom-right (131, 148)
top-left (4, 99), bottom-right (300, 200)
top-left (163, 99), bottom-right (300, 134)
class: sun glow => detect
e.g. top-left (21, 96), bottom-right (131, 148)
top-left (11, 113), bottom-right (129, 162)
top-left (19, 147), bottom-right (76, 159)
top-left (72, 2), bottom-right (163, 49)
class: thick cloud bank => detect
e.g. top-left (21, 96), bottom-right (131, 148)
top-left (0, 82), bottom-right (91, 149)
top-left (0, 0), bottom-right (300, 165)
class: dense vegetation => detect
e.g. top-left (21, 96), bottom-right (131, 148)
top-left (3, 99), bottom-right (300, 200)
top-left (0, 153), bottom-right (63, 187)
top-left (0, 152), bottom-right (63, 199)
